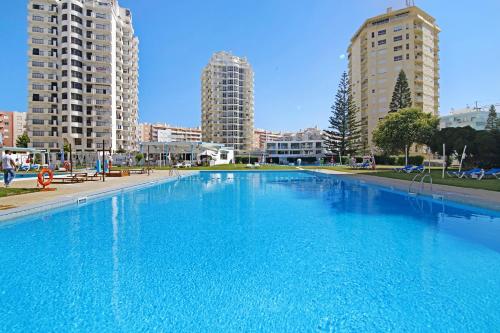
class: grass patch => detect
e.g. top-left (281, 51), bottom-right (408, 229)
top-left (364, 170), bottom-right (500, 192)
top-left (0, 188), bottom-right (41, 198)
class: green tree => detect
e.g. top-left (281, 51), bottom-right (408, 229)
top-left (389, 70), bottom-right (412, 112)
top-left (16, 133), bottom-right (30, 148)
top-left (485, 105), bottom-right (498, 131)
top-left (373, 108), bottom-right (438, 157)
top-left (323, 72), bottom-right (362, 158)
top-left (429, 126), bottom-right (476, 167)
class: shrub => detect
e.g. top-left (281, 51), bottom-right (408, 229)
top-left (396, 155), bottom-right (424, 166)
top-left (135, 153), bottom-right (144, 164)
top-left (235, 157), bottom-right (259, 164)
top-left (374, 155), bottom-right (396, 165)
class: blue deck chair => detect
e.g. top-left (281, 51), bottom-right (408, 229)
top-left (479, 168), bottom-right (500, 180)
top-left (447, 168), bottom-right (481, 178)
top-left (393, 165), bottom-right (413, 173)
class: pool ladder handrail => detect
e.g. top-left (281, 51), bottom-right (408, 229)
top-left (409, 173), bottom-right (433, 195)
top-left (168, 167), bottom-right (181, 179)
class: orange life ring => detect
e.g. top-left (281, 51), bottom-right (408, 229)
top-left (38, 168), bottom-right (54, 188)
top-left (63, 161), bottom-right (71, 169)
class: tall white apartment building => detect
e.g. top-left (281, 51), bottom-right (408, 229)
top-left (201, 51), bottom-right (254, 155)
top-left (348, 6), bottom-right (440, 147)
top-left (27, 0), bottom-right (139, 158)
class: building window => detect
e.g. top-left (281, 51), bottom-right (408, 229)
top-left (71, 15), bottom-right (83, 24)
top-left (71, 4), bottom-right (83, 14)
top-left (71, 26), bottom-right (82, 35)
top-left (32, 119), bottom-right (44, 125)
top-left (394, 55), bottom-right (403, 61)
top-left (32, 26), bottom-right (44, 33)
top-left (32, 15), bottom-right (44, 21)
top-left (394, 45), bottom-right (403, 52)
top-left (378, 29), bottom-right (386, 36)
top-left (393, 35), bottom-right (403, 42)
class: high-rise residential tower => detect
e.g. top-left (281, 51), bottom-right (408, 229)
top-left (348, 6), bottom-right (439, 147)
top-left (27, 0), bottom-right (139, 158)
top-left (201, 51), bottom-right (254, 155)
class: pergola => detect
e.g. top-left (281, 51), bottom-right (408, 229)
top-left (139, 141), bottom-right (227, 166)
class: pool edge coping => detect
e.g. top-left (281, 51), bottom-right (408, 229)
top-left (0, 171), bottom-right (199, 222)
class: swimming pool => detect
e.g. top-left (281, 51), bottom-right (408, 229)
top-left (0, 171), bottom-right (499, 331)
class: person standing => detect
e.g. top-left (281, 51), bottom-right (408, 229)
top-left (2, 150), bottom-right (17, 188)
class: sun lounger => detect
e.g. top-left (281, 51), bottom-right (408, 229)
top-left (447, 168), bottom-right (482, 178)
top-left (393, 165), bottom-right (413, 173)
top-left (129, 168), bottom-right (146, 174)
top-left (354, 162), bottom-right (371, 169)
top-left (51, 174), bottom-right (86, 184)
top-left (30, 164), bottom-right (41, 171)
top-left (17, 164), bottom-right (30, 172)
top-left (478, 168), bottom-right (500, 180)
top-left (78, 172), bottom-right (101, 181)
top-left (106, 169), bottom-right (130, 177)
top-left (408, 165), bottom-right (425, 173)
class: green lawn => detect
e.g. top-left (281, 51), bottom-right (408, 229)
top-left (304, 166), bottom-right (500, 192)
top-left (0, 188), bottom-right (40, 198)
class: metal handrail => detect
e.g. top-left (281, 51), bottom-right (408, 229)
top-left (420, 174), bottom-right (433, 194)
top-left (408, 173), bottom-right (422, 194)
top-left (409, 172), bottom-right (433, 195)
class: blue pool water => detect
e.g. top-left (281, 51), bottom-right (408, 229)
top-left (1, 171), bottom-right (499, 332)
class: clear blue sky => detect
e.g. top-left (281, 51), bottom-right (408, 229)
top-left (1, 0), bottom-right (499, 131)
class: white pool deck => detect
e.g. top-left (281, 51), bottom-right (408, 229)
top-left (0, 169), bottom-right (498, 222)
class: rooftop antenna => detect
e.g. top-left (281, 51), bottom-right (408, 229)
top-left (405, 0), bottom-right (415, 7)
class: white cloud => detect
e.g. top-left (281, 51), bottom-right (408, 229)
top-left (339, 54), bottom-right (346, 60)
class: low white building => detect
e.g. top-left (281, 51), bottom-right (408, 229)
top-left (265, 127), bottom-right (325, 164)
top-left (139, 141), bottom-right (234, 166)
top-left (440, 105), bottom-right (497, 130)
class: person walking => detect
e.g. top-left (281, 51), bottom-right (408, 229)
top-left (2, 150), bottom-right (17, 188)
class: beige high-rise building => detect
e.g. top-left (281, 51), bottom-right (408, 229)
top-left (27, 0), bottom-right (139, 158)
top-left (139, 123), bottom-right (201, 143)
top-left (348, 6), bottom-right (440, 147)
top-left (201, 51), bottom-right (254, 155)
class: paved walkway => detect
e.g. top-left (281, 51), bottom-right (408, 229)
top-left (311, 169), bottom-right (500, 211)
top-left (0, 170), bottom-right (195, 220)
